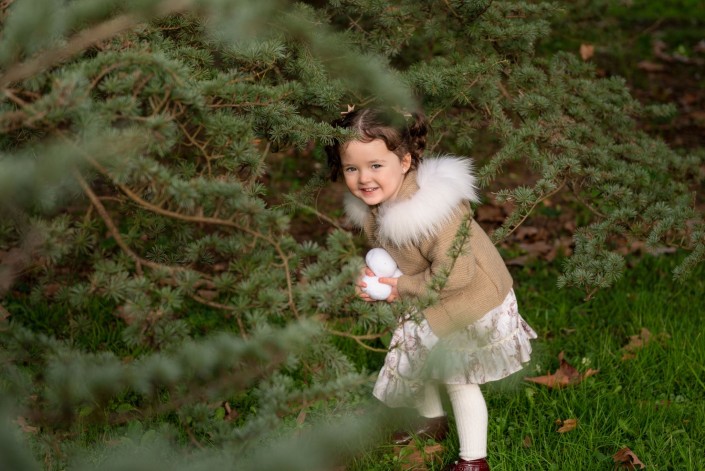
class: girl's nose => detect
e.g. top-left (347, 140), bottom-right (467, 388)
top-left (358, 169), bottom-right (372, 183)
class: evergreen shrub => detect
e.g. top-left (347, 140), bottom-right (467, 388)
top-left (0, 0), bottom-right (702, 469)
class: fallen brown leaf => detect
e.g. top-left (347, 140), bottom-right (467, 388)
top-left (393, 442), bottom-right (444, 470)
top-left (475, 205), bottom-right (506, 223)
top-left (555, 418), bottom-right (578, 433)
top-left (196, 289), bottom-right (218, 300)
top-left (613, 447), bottom-right (645, 469)
top-left (505, 255), bottom-right (532, 267)
top-left (580, 43), bottom-right (595, 61)
top-left (690, 110), bottom-right (705, 124)
top-left (0, 304), bottom-right (10, 322)
top-left (515, 226), bottom-right (539, 240)
top-left (524, 352), bottom-right (599, 389)
top-left (621, 328), bottom-right (670, 360)
top-left (43, 282), bottom-right (61, 297)
top-left (114, 305), bottom-right (136, 325)
top-left (223, 401), bottom-right (238, 421)
top-left (622, 328), bottom-right (651, 353)
top-left (637, 60), bottom-right (666, 72)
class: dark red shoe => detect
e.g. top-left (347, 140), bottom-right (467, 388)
top-left (443, 457), bottom-right (490, 471)
top-left (391, 415), bottom-right (449, 445)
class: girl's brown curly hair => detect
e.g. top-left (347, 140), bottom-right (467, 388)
top-left (325, 107), bottom-right (429, 182)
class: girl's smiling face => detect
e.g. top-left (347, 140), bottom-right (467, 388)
top-left (341, 139), bottom-right (411, 206)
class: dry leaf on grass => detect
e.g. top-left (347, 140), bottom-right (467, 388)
top-left (393, 442), bottom-right (444, 470)
top-left (621, 328), bottom-right (652, 360)
top-left (555, 418), bottom-right (578, 433)
top-left (637, 60), bottom-right (666, 72)
top-left (222, 401), bottom-right (239, 421)
top-left (613, 447), bottom-right (645, 469)
top-left (621, 328), bottom-right (670, 360)
top-left (524, 352), bottom-right (599, 389)
top-left (196, 289), bottom-right (218, 300)
top-left (475, 205), bottom-right (506, 223)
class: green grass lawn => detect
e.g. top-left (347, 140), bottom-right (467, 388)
top-left (5, 253), bottom-right (703, 471)
top-left (349, 253), bottom-right (705, 470)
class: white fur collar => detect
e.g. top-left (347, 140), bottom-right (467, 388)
top-left (344, 156), bottom-right (479, 247)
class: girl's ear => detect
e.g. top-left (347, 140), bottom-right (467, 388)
top-left (401, 153), bottom-right (412, 173)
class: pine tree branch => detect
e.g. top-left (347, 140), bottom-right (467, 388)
top-left (83, 156), bottom-right (300, 318)
top-left (29, 344), bottom-right (292, 428)
top-left (2, 88), bottom-right (27, 106)
top-left (325, 327), bottom-right (388, 353)
top-left (75, 165), bottom-right (257, 328)
top-left (208, 96), bottom-right (292, 109)
top-left (73, 169), bottom-right (210, 282)
top-left (0, 14), bottom-right (137, 89)
top-left (442, 0), bottom-right (462, 19)
top-left (498, 180), bottom-right (567, 242)
top-left (191, 293), bottom-right (248, 338)
top-left (570, 181), bottom-right (607, 219)
top-left (0, 0), bottom-right (194, 89)
top-left (286, 201), bottom-right (344, 231)
top-left (177, 122), bottom-right (221, 176)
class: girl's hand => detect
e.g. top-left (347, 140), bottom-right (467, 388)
top-left (378, 276), bottom-right (399, 303)
top-left (355, 266), bottom-right (376, 302)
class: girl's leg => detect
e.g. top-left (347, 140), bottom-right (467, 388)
top-left (417, 382), bottom-right (445, 418)
top-left (392, 383), bottom-right (447, 445)
top-left (446, 383), bottom-right (488, 460)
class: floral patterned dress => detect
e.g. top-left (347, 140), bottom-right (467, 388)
top-left (373, 289), bottom-right (537, 408)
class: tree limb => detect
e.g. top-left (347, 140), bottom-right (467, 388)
top-left (0, 0), bottom-right (194, 89)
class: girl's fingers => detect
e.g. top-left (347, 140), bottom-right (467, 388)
top-left (378, 277), bottom-right (397, 286)
top-left (377, 277), bottom-right (399, 302)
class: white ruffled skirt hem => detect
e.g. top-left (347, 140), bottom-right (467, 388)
top-left (373, 289), bottom-right (537, 408)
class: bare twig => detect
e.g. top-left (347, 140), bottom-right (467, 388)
top-left (326, 327), bottom-right (388, 353)
top-left (570, 182), bottom-right (607, 219)
top-left (499, 180), bottom-right (567, 242)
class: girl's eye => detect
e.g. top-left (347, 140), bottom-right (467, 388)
top-left (371, 164), bottom-right (382, 169)
top-left (344, 167), bottom-right (356, 173)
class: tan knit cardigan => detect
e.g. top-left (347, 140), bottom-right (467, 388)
top-left (344, 156), bottom-right (513, 338)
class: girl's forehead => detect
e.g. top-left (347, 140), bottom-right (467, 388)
top-left (342, 139), bottom-right (390, 158)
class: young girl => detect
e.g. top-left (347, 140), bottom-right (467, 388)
top-left (325, 107), bottom-right (537, 471)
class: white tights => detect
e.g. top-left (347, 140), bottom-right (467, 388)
top-left (417, 383), bottom-right (488, 461)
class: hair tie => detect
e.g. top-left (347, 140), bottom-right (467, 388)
top-left (340, 104), bottom-right (355, 116)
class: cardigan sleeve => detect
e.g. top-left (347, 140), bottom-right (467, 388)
top-left (395, 210), bottom-right (477, 300)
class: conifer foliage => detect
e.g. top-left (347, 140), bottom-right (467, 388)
top-left (0, 0), bottom-right (702, 469)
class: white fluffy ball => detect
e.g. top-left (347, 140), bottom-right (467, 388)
top-left (362, 275), bottom-right (392, 301)
top-left (365, 248), bottom-right (398, 278)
